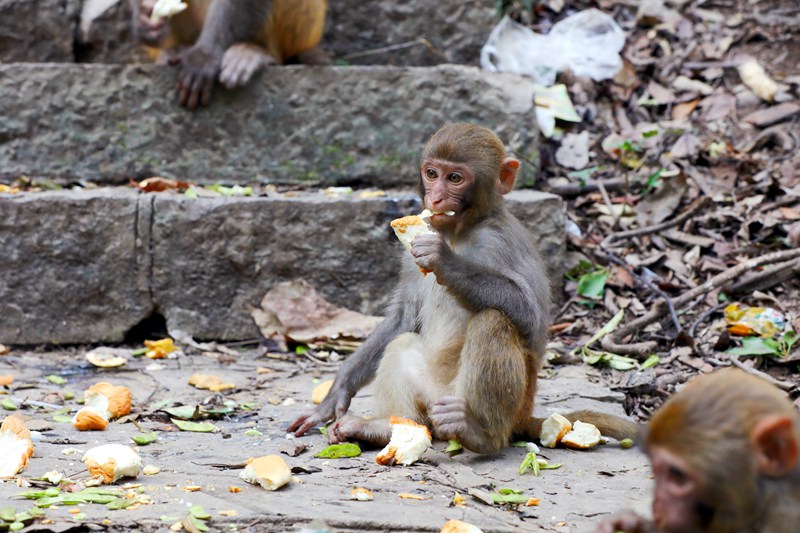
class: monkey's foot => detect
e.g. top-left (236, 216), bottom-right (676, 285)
top-left (430, 396), bottom-right (501, 454)
top-left (328, 415), bottom-right (392, 446)
top-left (220, 43), bottom-right (277, 89)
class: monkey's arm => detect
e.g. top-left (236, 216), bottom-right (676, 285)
top-left (170, 0), bottom-right (271, 108)
top-left (287, 302), bottom-right (413, 437)
top-left (412, 233), bottom-right (546, 340)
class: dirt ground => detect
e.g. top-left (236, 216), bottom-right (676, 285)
top-left (0, 346), bottom-right (650, 533)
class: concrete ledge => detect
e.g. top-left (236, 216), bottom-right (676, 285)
top-left (0, 64), bottom-right (539, 188)
top-left (0, 188), bottom-right (563, 344)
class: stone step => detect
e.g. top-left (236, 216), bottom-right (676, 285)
top-left (0, 64), bottom-right (539, 189)
top-left (1, 0), bottom-right (494, 65)
top-left (0, 188), bottom-right (564, 344)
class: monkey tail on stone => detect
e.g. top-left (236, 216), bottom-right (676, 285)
top-left (520, 411), bottom-right (641, 443)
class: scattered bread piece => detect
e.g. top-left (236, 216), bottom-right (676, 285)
top-left (376, 417), bottom-right (431, 466)
top-left (0, 415), bottom-right (34, 478)
top-left (738, 58), bottom-right (777, 102)
top-left (73, 382), bottom-right (132, 431)
top-left (312, 380), bottom-right (334, 404)
top-left (540, 413), bottom-right (572, 448)
top-left (83, 444), bottom-right (142, 483)
top-left (350, 487), bottom-right (374, 501)
top-left (239, 455), bottom-right (292, 491)
top-left (188, 373), bottom-right (235, 392)
top-left (441, 519), bottom-right (484, 533)
top-left (561, 420), bottom-right (602, 450)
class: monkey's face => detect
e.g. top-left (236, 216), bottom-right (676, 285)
top-left (420, 159), bottom-right (474, 231)
top-left (649, 447), bottom-right (713, 533)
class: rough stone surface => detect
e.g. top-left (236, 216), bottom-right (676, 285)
top-left (0, 188), bottom-right (563, 344)
top-left (0, 0), bottom-right (78, 62)
top-left (76, 0), bottom-right (152, 63)
top-left (0, 348), bottom-right (652, 533)
top-left (0, 189), bottom-right (152, 345)
top-left (0, 64), bottom-right (539, 188)
top-left (324, 0), bottom-right (496, 66)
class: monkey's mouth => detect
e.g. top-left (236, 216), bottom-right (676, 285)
top-left (420, 209), bottom-right (455, 220)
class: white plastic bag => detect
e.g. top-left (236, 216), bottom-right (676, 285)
top-left (480, 9), bottom-right (626, 85)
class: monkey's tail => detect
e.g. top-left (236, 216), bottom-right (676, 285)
top-left (518, 411), bottom-right (642, 443)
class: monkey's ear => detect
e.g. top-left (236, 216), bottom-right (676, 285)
top-left (498, 158), bottom-right (520, 195)
top-left (752, 415), bottom-right (799, 477)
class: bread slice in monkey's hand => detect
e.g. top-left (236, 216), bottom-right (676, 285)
top-left (150, 0), bottom-right (188, 21)
top-left (375, 417), bottom-right (432, 466)
top-left (390, 210), bottom-right (454, 275)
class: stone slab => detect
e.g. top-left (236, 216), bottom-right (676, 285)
top-left (0, 188), bottom-right (563, 344)
top-left (0, 0), bottom-right (78, 62)
top-left (0, 348), bottom-right (651, 533)
top-left (0, 64), bottom-right (539, 188)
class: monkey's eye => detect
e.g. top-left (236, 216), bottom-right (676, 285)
top-left (667, 465), bottom-right (689, 486)
top-left (447, 173), bottom-right (463, 183)
top-left (425, 168), bottom-right (437, 180)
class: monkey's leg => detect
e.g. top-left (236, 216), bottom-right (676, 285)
top-left (290, 46), bottom-right (331, 65)
top-left (430, 309), bottom-right (531, 454)
top-left (329, 333), bottom-right (438, 446)
top-left (219, 43), bottom-right (277, 89)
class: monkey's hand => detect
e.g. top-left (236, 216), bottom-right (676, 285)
top-left (411, 233), bottom-right (453, 277)
top-left (220, 43), bottom-right (277, 89)
top-left (593, 511), bottom-right (655, 533)
top-left (168, 43), bottom-right (223, 109)
top-left (287, 386), bottom-right (352, 437)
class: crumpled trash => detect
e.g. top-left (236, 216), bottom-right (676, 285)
top-left (480, 9), bottom-right (626, 86)
top-left (725, 303), bottom-right (787, 337)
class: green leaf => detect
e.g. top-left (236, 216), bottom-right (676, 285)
top-left (131, 347), bottom-right (148, 357)
top-left (239, 402), bottom-right (258, 411)
top-left (53, 414), bottom-right (73, 423)
top-left (189, 515), bottom-right (210, 532)
top-left (1, 398), bottom-right (17, 411)
top-left (497, 488), bottom-right (523, 495)
top-left (642, 130), bottom-right (659, 138)
top-left (244, 429), bottom-right (262, 437)
top-left (106, 497), bottom-right (137, 510)
top-left (319, 425), bottom-right (329, 437)
top-left (15, 488), bottom-right (60, 500)
top-left (620, 438), bottom-right (635, 449)
top-left (171, 419), bottom-right (217, 433)
top-left (539, 463), bottom-right (562, 470)
top-left (163, 406), bottom-right (200, 420)
top-left (576, 270), bottom-right (608, 300)
top-left (783, 330), bottom-right (798, 353)
top-left (9, 521), bottom-right (25, 531)
top-left (131, 432), bottom-right (158, 446)
top-left (644, 169), bottom-right (663, 190)
top-left (445, 440), bottom-right (463, 456)
top-left (510, 441), bottom-right (529, 448)
top-left (44, 375), bottom-right (66, 385)
top-left (314, 443), bottom-right (361, 459)
top-left (295, 345), bottom-right (309, 355)
top-left (726, 337), bottom-right (780, 357)
top-left (580, 310), bottom-right (625, 352)
top-left (490, 492), bottom-right (530, 504)
top-left (640, 355), bottom-right (660, 370)
top-left (519, 452), bottom-right (540, 476)
top-left (0, 507), bottom-right (16, 522)
top-left (190, 506), bottom-right (211, 520)
top-left (184, 187), bottom-right (199, 199)
top-left (606, 354), bottom-right (639, 371)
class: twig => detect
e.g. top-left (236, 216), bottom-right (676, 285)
top-left (688, 302), bottom-right (727, 338)
top-left (548, 178), bottom-right (628, 197)
top-left (727, 258), bottom-right (800, 295)
top-left (338, 38), bottom-right (444, 61)
top-left (596, 178), bottom-right (622, 229)
top-left (602, 197), bottom-right (710, 247)
top-left (728, 356), bottom-right (795, 391)
top-left (601, 248), bottom-right (800, 356)
top-left (598, 246), bottom-right (683, 338)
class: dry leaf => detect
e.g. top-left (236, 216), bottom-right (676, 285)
top-left (188, 374), bottom-right (236, 392)
top-left (398, 493), bottom-right (426, 500)
top-left (251, 280), bottom-right (383, 343)
top-left (133, 177), bottom-right (191, 193)
top-left (743, 103), bottom-right (800, 128)
top-left (555, 131), bottom-right (591, 170)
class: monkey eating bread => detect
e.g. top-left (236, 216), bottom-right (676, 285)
top-left (289, 123), bottom-right (638, 454)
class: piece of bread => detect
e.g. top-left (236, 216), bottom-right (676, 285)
top-left (390, 215), bottom-right (434, 252)
top-left (540, 413), bottom-right (572, 448)
top-left (239, 455), bottom-right (292, 491)
top-left (561, 420), bottom-right (602, 449)
top-left (0, 415), bottom-right (34, 478)
top-left (83, 444), bottom-right (142, 483)
top-left (376, 417), bottom-right (432, 466)
top-left (441, 519), bottom-right (484, 533)
top-left (73, 382), bottom-right (132, 431)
